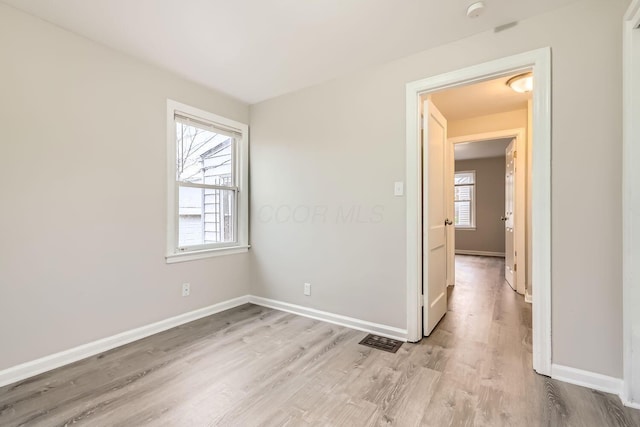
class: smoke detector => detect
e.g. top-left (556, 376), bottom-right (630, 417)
top-left (467, 2), bottom-right (485, 19)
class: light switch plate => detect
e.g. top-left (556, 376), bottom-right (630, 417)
top-left (394, 181), bottom-right (404, 197)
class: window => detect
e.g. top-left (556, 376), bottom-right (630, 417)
top-left (454, 171), bottom-right (475, 229)
top-left (166, 100), bottom-right (249, 263)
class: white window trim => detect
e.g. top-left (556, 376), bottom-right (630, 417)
top-left (454, 170), bottom-right (476, 230)
top-left (166, 99), bottom-right (249, 263)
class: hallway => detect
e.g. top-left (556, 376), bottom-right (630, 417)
top-left (439, 255), bottom-right (639, 426)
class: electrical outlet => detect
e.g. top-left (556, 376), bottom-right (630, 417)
top-left (304, 283), bottom-right (311, 296)
top-left (182, 283), bottom-right (190, 297)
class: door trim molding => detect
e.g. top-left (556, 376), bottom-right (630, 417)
top-left (623, 0), bottom-right (640, 407)
top-left (627, 0), bottom-right (640, 26)
top-left (405, 48), bottom-right (552, 376)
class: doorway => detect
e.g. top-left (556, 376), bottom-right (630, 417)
top-left (405, 48), bottom-right (551, 376)
top-left (448, 129), bottom-right (528, 296)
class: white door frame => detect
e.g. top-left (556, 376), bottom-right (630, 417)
top-left (623, 0), bottom-right (640, 409)
top-left (405, 48), bottom-right (552, 376)
top-left (449, 128), bottom-right (527, 296)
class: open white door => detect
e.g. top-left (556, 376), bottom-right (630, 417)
top-left (423, 99), bottom-right (449, 336)
top-left (446, 136), bottom-right (455, 287)
top-left (504, 139), bottom-right (516, 289)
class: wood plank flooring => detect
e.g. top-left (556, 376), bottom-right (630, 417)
top-left (1, 255), bottom-right (639, 426)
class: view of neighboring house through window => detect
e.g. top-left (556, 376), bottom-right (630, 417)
top-left (176, 116), bottom-right (236, 247)
top-left (166, 99), bottom-right (249, 262)
top-left (454, 171), bottom-right (476, 229)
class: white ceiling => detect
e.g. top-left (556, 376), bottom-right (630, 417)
top-left (455, 138), bottom-right (512, 160)
top-left (1, 0), bottom-right (577, 104)
top-left (431, 74), bottom-right (530, 121)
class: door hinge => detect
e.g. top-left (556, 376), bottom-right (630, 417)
top-left (514, 263), bottom-right (517, 272)
top-left (513, 150), bottom-right (517, 159)
top-left (420, 295), bottom-right (425, 307)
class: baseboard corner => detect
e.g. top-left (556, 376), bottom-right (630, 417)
top-left (551, 364), bottom-right (623, 397)
top-left (620, 395), bottom-right (640, 410)
top-left (524, 290), bottom-right (532, 304)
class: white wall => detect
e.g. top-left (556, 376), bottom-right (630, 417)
top-left (448, 109), bottom-right (527, 138)
top-left (250, 0), bottom-right (627, 378)
top-left (0, 4), bottom-right (251, 371)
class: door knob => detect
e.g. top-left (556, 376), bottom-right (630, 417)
top-left (445, 219), bottom-right (453, 226)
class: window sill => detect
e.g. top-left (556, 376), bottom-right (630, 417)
top-left (166, 245), bottom-right (250, 264)
top-left (456, 227), bottom-right (476, 231)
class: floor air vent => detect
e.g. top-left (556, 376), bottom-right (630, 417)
top-left (359, 334), bottom-right (403, 353)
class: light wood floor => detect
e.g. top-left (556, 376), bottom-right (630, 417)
top-left (1, 256), bottom-right (639, 426)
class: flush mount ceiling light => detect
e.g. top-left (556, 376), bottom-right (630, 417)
top-left (507, 72), bottom-right (533, 93)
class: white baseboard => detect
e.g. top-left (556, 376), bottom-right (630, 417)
top-left (620, 391), bottom-right (640, 409)
top-left (621, 396), bottom-right (640, 410)
top-left (551, 364), bottom-right (640, 410)
top-left (551, 364), bottom-right (623, 396)
top-left (2, 296), bottom-right (636, 410)
top-left (455, 250), bottom-right (505, 257)
top-left (0, 295), bottom-right (251, 388)
top-left (248, 296), bottom-right (408, 342)
top-left (0, 294), bottom-right (407, 388)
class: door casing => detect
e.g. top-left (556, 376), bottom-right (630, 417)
top-left (623, 0), bottom-right (640, 409)
top-left (405, 48), bottom-right (552, 376)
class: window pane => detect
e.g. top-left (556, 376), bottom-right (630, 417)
top-left (176, 121), bottom-right (235, 185)
top-left (203, 188), bottom-right (235, 244)
top-left (454, 172), bottom-right (476, 185)
top-left (178, 186), bottom-right (204, 247)
top-left (178, 186), bottom-right (235, 247)
top-left (455, 185), bottom-right (472, 202)
top-left (454, 171), bottom-right (474, 228)
top-left (203, 141), bottom-right (233, 186)
top-left (455, 172), bottom-right (475, 185)
top-left (455, 201), bottom-right (471, 227)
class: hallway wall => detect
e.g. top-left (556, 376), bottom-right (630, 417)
top-left (448, 109), bottom-right (527, 138)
